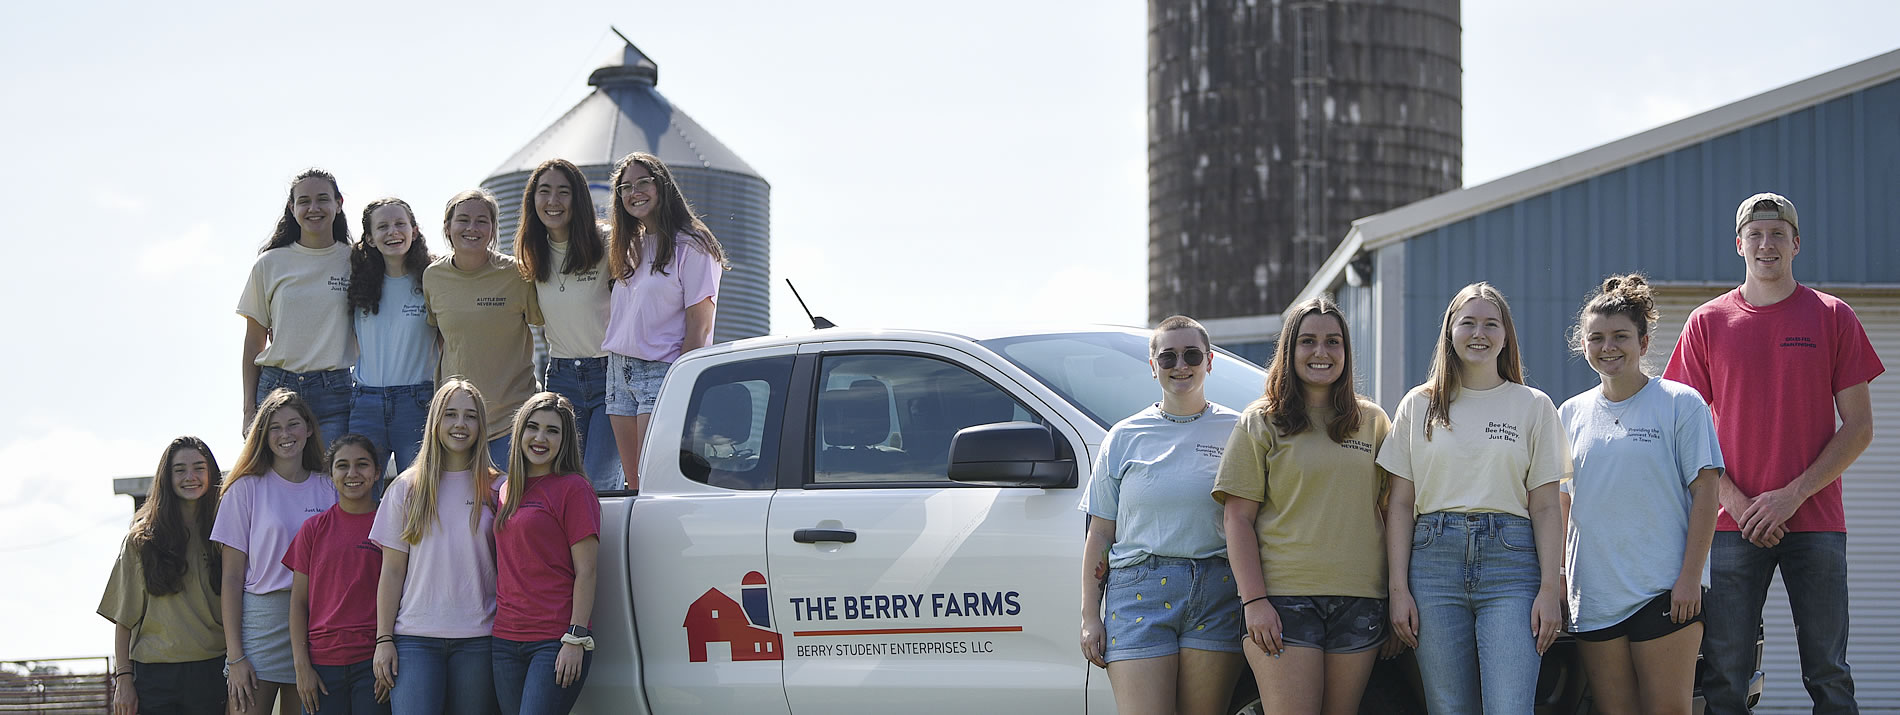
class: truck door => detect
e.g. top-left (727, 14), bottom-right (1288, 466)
top-left (628, 350), bottom-right (795, 715)
top-left (766, 341), bottom-right (1090, 714)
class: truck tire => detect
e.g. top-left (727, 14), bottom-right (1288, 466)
top-left (1227, 676), bottom-right (1262, 715)
top-left (1358, 658), bottom-right (1425, 715)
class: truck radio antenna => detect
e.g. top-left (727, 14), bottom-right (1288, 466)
top-left (785, 280), bottom-right (835, 330)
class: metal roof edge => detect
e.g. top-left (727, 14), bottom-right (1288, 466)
top-left (1354, 47), bottom-right (1900, 254)
top-left (1288, 222), bottom-right (1367, 318)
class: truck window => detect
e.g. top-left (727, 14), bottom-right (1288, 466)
top-left (812, 353), bottom-right (1042, 485)
top-left (679, 356), bottom-right (792, 490)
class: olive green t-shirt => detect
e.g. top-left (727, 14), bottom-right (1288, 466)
top-left (424, 253), bottom-right (544, 440)
top-left (1214, 400), bottom-right (1391, 598)
top-left (97, 531), bottom-right (225, 663)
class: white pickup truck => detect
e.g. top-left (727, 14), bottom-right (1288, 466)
top-left (570, 325), bottom-right (1744, 715)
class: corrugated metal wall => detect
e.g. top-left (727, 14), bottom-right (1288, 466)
top-left (1371, 75), bottom-right (1900, 713)
top-left (1389, 77), bottom-right (1900, 407)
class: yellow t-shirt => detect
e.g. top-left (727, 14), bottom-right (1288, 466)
top-left (1376, 382), bottom-right (1571, 518)
top-left (1214, 400), bottom-right (1391, 598)
top-left (236, 241), bottom-right (355, 373)
top-left (534, 241), bottom-right (611, 360)
top-left (96, 531), bottom-right (225, 663)
top-left (424, 253), bottom-right (544, 440)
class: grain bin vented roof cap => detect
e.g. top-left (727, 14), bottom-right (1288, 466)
top-left (487, 33), bottom-right (760, 179)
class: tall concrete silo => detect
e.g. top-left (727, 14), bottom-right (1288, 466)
top-left (483, 35), bottom-right (770, 343)
top-left (1148, 0), bottom-right (1462, 322)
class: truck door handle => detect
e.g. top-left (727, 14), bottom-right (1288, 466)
top-left (793, 528), bottom-right (857, 543)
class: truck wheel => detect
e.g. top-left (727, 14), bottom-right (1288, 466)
top-left (1226, 676), bottom-right (1262, 715)
top-left (1357, 658), bottom-right (1425, 715)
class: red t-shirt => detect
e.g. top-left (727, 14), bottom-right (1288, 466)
top-left (1664, 285), bottom-right (1884, 532)
top-left (281, 505), bottom-right (382, 665)
top-left (493, 473), bottom-right (601, 640)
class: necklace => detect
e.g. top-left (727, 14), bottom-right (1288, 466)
top-left (1600, 393), bottom-right (1638, 426)
top-left (1159, 404), bottom-right (1207, 423)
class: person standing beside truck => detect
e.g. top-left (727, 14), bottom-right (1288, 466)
top-left (1559, 274), bottom-right (1722, 715)
top-left (239, 168), bottom-right (357, 445)
top-left (211, 389), bottom-right (340, 715)
top-left (601, 152), bottom-right (725, 489)
top-left (513, 159), bottom-right (620, 492)
top-left (1378, 283), bottom-right (1569, 714)
top-left (370, 378), bottom-right (503, 715)
top-left (1215, 298), bottom-right (1392, 715)
top-left (1079, 315), bottom-right (1246, 715)
top-left (98, 437), bottom-right (227, 715)
top-left (346, 198), bottom-right (438, 486)
top-left (424, 189), bottom-right (543, 471)
top-left (285, 434), bottom-right (391, 714)
top-left (1664, 193), bottom-right (1883, 714)
top-left (491, 392), bottom-right (602, 715)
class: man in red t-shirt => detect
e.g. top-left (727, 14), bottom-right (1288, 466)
top-left (1664, 192), bottom-right (1884, 714)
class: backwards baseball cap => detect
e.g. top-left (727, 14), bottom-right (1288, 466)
top-left (1735, 192), bottom-right (1798, 234)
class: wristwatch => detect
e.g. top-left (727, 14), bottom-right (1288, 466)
top-left (566, 625), bottom-right (592, 638)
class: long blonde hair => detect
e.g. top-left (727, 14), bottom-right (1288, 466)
top-left (398, 378), bottom-right (498, 544)
top-left (496, 392), bottom-right (584, 529)
top-left (1423, 282), bottom-right (1524, 439)
top-left (224, 388), bottom-right (326, 494)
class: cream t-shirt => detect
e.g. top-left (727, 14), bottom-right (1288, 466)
top-left (534, 241), bottom-right (610, 360)
top-left (1376, 382), bottom-right (1571, 518)
top-left (424, 253), bottom-right (544, 439)
top-left (237, 241), bottom-right (355, 373)
top-left (1214, 401), bottom-right (1391, 598)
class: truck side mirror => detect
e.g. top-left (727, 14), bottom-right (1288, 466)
top-left (948, 422), bottom-right (1076, 488)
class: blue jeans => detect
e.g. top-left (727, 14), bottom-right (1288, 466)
top-left (490, 637), bottom-right (592, 715)
top-left (390, 635), bottom-right (498, 715)
top-left (256, 366), bottom-right (354, 448)
top-left (311, 659), bottom-right (388, 714)
top-left (349, 382), bottom-right (433, 483)
top-left (544, 357), bottom-right (621, 491)
top-left (487, 435), bottom-right (513, 475)
top-left (1408, 512), bottom-right (1543, 714)
top-left (1703, 531), bottom-right (1855, 714)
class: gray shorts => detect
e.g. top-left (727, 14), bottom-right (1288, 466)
top-left (1267, 595), bottom-right (1387, 654)
top-left (606, 353), bottom-right (670, 417)
top-left (241, 589), bottom-right (296, 682)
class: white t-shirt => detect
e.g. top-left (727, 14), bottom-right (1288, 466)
top-left (1377, 382), bottom-right (1571, 518)
top-left (1080, 403), bottom-right (1239, 568)
top-left (237, 241), bottom-right (356, 373)
top-left (353, 273), bottom-right (437, 387)
top-left (534, 241), bottom-right (611, 360)
top-left (208, 470), bottom-right (338, 594)
top-left (369, 470), bottom-right (499, 639)
top-left (1560, 378), bottom-right (1723, 631)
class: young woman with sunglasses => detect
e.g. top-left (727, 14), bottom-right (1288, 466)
top-left (1079, 316), bottom-right (1245, 715)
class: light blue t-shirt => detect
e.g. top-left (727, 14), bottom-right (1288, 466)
top-left (1081, 403), bottom-right (1238, 568)
top-left (1559, 377), bottom-right (1723, 632)
top-left (352, 273), bottom-right (438, 387)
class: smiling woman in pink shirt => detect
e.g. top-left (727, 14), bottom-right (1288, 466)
top-left (601, 152), bottom-right (727, 489)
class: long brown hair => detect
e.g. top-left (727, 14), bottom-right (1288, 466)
top-left (399, 378), bottom-right (499, 544)
top-left (225, 389), bottom-right (327, 493)
top-left (1423, 282), bottom-right (1525, 439)
top-left (1254, 297), bottom-right (1363, 443)
top-left (347, 198), bottom-right (432, 315)
top-left (262, 168), bottom-right (350, 252)
top-left (606, 152), bottom-right (727, 280)
top-left (496, 392), bottom-right (583, 529)
top-left (129, 437), bottom-right (224, 596)
top-left (514, 159), bottom-right (606, 282)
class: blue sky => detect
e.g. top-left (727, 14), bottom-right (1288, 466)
top-left (2, 0), bottom-right (1897, 665)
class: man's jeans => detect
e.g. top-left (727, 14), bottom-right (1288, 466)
top-left (1703, 531), bottom-right (1856, 714)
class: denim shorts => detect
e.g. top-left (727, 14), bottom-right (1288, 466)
top-left (256, 365), bottom-right (353, 447)
top-left (1268, 595), bottom-right (1387, 653)
top-left (1103, 556), bottom-right (1244, 662)
top-left (606, 353), bottom-right (670, 417)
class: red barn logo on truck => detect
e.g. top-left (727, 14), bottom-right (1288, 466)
top-left (684, 571), bottom-right (783, 662)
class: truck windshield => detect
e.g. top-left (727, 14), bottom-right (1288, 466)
top-left (981, 331), bottom-right (1268, 429)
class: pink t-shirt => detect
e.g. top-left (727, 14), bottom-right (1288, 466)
top-left (493, 473), bottom-right (602, 640)
top-left (1664, 285), bottom-right (1884, 532)
top-left (209, 471), bottom-right (337, 594)
top-left (282, 505), bottom-right (380, 665)
top-left (368, 470), bottom-right (500, 639)
top-left (602, 233), bottom-right (721, 362)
